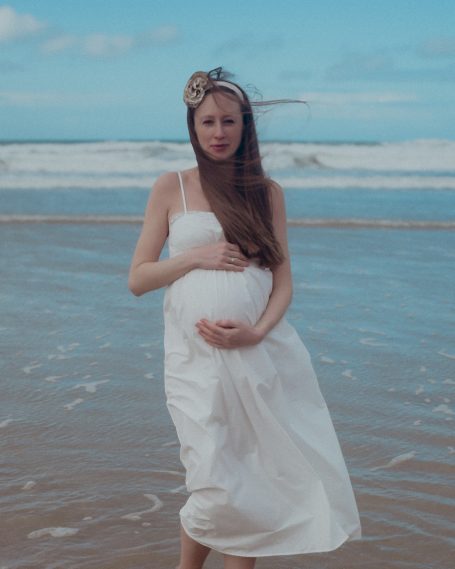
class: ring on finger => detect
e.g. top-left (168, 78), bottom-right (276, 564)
top-left (230, 256), bottom-right (235, 264)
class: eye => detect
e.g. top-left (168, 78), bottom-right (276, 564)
top-left (224, 119), bottom-right (235, 124)
top-left (202, 119), bottom-right (213, 125)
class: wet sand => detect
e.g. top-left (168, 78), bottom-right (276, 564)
top-left (1, 222), bottom-right (454, 569)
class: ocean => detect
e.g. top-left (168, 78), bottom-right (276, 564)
top-left (1, 139), bottom-right (454, 568)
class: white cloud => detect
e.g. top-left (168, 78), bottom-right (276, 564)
top-left (0, 91), bottom-right (56, 105)
top-left (418, 37), bottom-right (455, 59)
top-left (0, 58), bottom-right (24, 72)
top-left (326, 52), bottom-right (395, 81)
top-left (0, 4), bottom-right (178, 57)
top-left (0, 5), bottom-right (46, 43)
top-left (41, 34), bottom-right (77, 55)
top-left (82, 33), bottom-right (134, 57)
top-left (137, 25), bottom-right (179, 46)
top-left (303, 92), bottom-right (417, 106)
top-left (215, 33), bottom-right (283, 56)
top-left (39, 25), bottom-right (179, 57)
top-left (326, 47), bottom-right (455, 83)
top-left (0, 4), bottom-right (179, 58)
top-left (0, 90), bottom-right (126, 106)
top-left (294, 91), bottom-right (419, 122)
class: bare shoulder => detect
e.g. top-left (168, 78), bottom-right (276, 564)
top-left (267, 178), bottom-right (285, 209)
top-left (151, 171), bottom-right (180, 199)
top-left (268, 178), bottom-right (283, 192)
top-left (143, 171), bottom-right (180, 223)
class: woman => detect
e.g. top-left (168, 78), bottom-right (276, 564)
top-left (129, 68), bottom-right (361, 569)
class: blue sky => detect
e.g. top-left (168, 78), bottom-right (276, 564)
top-left (1, 0), bottom-right (454, 141)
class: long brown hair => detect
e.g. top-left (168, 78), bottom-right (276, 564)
top-left (186, 73), bottom-right (284, 268)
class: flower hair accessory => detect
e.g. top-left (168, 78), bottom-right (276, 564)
top-left (183, 71), bottom-right (210, 108)
top-left (183, 67), bottom-right (245, 108)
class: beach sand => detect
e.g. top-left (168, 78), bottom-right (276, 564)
top-left (1, 222), bottom-right (454, 569)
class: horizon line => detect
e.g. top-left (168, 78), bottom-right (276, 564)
top-left (1, 137), bottom-right (453, 145)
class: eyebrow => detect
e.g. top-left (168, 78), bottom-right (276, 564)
top-left (199, 114), bottom-right (237, 119)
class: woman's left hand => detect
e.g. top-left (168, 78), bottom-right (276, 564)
top-left (195, 319), bottom-right (264, 349)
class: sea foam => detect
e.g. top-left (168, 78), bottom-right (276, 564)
top-left (121, 494), bottom-right (163, 521)
top-left (1, 139), bottom-right (455, 192)
top-left (28, 527), bottom-right (80, 539)
top-left (371, 450), bottom-right (417, 471)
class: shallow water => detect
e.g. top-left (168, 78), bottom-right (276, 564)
top-left (1, 223), bottom-right (454, 568)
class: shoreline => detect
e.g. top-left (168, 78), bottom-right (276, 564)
top-left (1, 214), bottom-right (455, 229)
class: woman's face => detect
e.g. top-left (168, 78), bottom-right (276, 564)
top-left (194, 92), bottom-right (243, 161)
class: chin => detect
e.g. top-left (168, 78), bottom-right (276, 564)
top-left (207, 150), bottom-right (235, 161)
top-left (210, 154), bottom-right (231, 161)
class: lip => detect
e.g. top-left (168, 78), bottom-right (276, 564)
top-left (210, 144), bottom-right (229, 152)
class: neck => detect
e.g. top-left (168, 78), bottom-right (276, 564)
top-left (198, 156), bottom-right (236, 182)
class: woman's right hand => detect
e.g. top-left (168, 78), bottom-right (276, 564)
top-left (187, 241), bottom-right (249, 271)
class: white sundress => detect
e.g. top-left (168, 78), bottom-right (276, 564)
top-left (163, 171), bottom-right (362, 557)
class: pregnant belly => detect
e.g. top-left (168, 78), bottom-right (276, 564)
top-left (166, 265), bottom-right (273, 330)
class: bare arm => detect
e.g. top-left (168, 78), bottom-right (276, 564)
top-left (196, 181), bottom-right (293, 347)
top-left (128, 172), bottom-right (249, 297)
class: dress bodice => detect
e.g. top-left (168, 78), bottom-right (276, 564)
top-left (168, 211), bottom-right (224, 257)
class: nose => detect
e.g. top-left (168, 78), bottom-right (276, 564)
top-left (214, 121), bottom-right (225, 139)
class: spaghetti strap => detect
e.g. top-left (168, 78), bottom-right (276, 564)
top-left (176, 171), bottom-right (188, 213)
